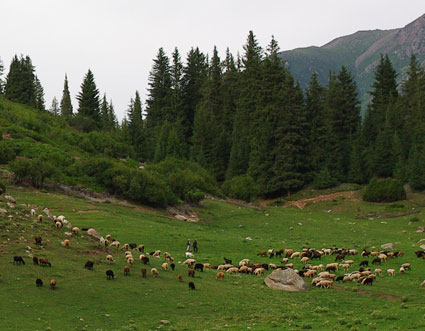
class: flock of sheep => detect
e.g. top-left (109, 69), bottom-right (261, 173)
top-left (11, 206), bottom-right (425, 293)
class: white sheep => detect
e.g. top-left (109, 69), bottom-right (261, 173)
top-left (290, 252), bottom-right (301, 259)
top-left (253, 268), bottom-right (265, 276)
top-left (226, 267), bottom-right (239, 274)
top-left (374, 268), bottom-right (382, 276)
top-left (304, 270), bottom-right (317, 278)
top-left (399, 267), bottom-right (405, 274)
top-left (72, 227), bottom-right (79, 235)
top-left (106, 255), bottom-right (114, 264)
top-left (239, 259), bottom-right (250, 266)
top-left (55, 221), bottom-right (62, 229)
top-left (161, 263), bottom-right (168, 270)
top-left (300, 257), bottom-right (309, 264)
top-left (153, 250), bottom-right (161, 257)
top-left (185, 252), bottom-right (194, 258)
top-left (37, 214), bottom-right (43, 222)
top-left (183, 259), bottom-right (196, 266)
top-left (151, 268), bottom-right (159, 277)
top-left (421, 280), bottom-right (425, 287)
top-left (62, 239), bottom-right (70, 248)
top-left (57, 215), bottom-right (65, 222)
top-left (120, 243), bottom-right (130, 251)
top-left (31, 208), bottom-right (36, 216)
top-left (387, 268), bottom-right (395, 276)
top-left (111, 241), bottom-right (120, 248)
top-left (317, 279), bottom-right (333, 288)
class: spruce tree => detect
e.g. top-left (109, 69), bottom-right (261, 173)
top-left (107, 100), bottom-right (118, 130)
top-left (127, 91), bottom-right (144, 155)
top-left (373, 115), bottom-right (394, 177)
top-left (0, 57), bottom-right (4, 94)
top-left (227, 31), bottom-right (263, 178)
top-left (33, 75), bottom-right (45, 110)
top-left (60, 74), bottom-right (73, 117)
top-left (50, 97), bottom-right (60, 115)
top-left (392, 132), bottom-right (406, 182)
top-left (407, 141), bottom-right (425, 190)
top-left (5, 55), bottom-right (36, 107)
top-left (171, 47), bottom-right (183, 124)
top-left (76, 69), bottom-right (100, 130)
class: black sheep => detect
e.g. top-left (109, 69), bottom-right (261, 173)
top-left (194, 263), bottom-right (204, 272)
top-left (129, 243), bottom-right (137, 249)
top-left (33, 256), bottom-right (39, 265)
top-left (224, 257), bottom-right (232, 264)
top-left (261, 263), bottom-right (269, 271)
top-left (34, 236), bottom-right (42, 245)
top-left (106, 270), bottom-right (114, 280)
top-left (170, 263), bottom-right (175, 271)
top-left (13, 256), bottom-right (25, 265)
top-left (36, 278), bottom-right (43, 287)
top-left (141, 256), bottom-right (150, 265)
top-left (359, 260), bottom-right (369, 267)
top-left (188, 282), bottom-right (195, 290)
top-left (335, 254), bottom-right (345, 261)
top-left (362, 277), bottom-right (373, 285)
top-left (372, 258), bottom-right (381, 265)
top-left (335, 276), bottom-right (344, 282)
top-left (84, 261), bottom-right (94, 270)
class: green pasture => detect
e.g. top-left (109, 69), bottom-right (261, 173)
top-left (0, 188), bottom-right (424, 330)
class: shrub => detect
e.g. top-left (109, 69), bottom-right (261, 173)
top-left (312, 168), bottom-right (338, 189)
top-left (0, 181), bottom-right (6, 194)
top-left (222, 175), bottom-right (259, 202)
top-left (0, 141), bottom-right (16, 164)
top-left (10, 158), bottom-right (32, 183)
top-left (362, 178), bottom-right (406, 202)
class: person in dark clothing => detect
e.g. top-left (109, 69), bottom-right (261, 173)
top-left (193, 240), bottom-right (198, 252)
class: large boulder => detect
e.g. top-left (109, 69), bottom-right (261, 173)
top-left (381, 243), bottom-right (394, 249)
top-left (264, 269), bottom-right (307, 292)
top-left (87, 228), bottom-right (102, 240)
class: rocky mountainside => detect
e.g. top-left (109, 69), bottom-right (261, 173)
top-left (279, 14), bottom-right (425, 108)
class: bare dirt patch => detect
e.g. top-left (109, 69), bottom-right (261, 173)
top-left (333, 285), bottom-right (400, 301)
top-left (284, 191), bottom-right (359, 209)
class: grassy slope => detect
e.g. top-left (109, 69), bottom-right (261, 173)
top-left (1, 187), bottom-right (425, 330)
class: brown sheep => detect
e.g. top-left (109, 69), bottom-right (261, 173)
top-left (178, 274), bottom-right (183, 282)
top-left (141, 268), bottom-right (147, 278)
top-left (257, 251), bottom-right (267, 257)
top-left (39, 258), bottom-right (51, 267)
top-left (37, 214), bottom-right (43, 222)
top-left (216, 272), bottom-right (224, 280)
top-left (34, 236), bottom-right (42, 245)
top-left (124, 266), bottom-right (131, 276)
top-left (151, 268), bottom-right (159, 278)
top-left (62, 239), bottom-right (70, 248)
top-left (50, 279), bottom-right (56, 289)
top-left (188, 269), bottom-right (195, 278)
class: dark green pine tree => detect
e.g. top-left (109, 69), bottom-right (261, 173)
top-left (373, 114), bottom-right (394, 177)
top-left (326, 67), bottom-right (361, 180)
top-left (392, 132), bottom-right (406, 182)
top-left (76, 69), bottom-right (100, 130)
top-left (363, 54), bottom-right (398, 144)
top-left (127, 91), bottom-right (144, 155)
top-left (305, 71), bottom-right (327, 174)
top-left (227, 31), bottom-right (263, 178)
top-left (100, 94), bottom-right (110, 128)
top-left (5, 55), bottom-right (36, 107)
top-left (407, 141), bottom-right (425, 190)
top-left (60, 74), bottom-right (73, 117)
top-left (347, 134), bottom-right (367, 184)
top-left (166, 126), bottom-right (184, 159)
top-left (107, 100), bottom-right (118, 130)
top-left (180, 47), bottom-right (208, 149)
top-left (192, 46), bottom-right (224, 178)
top-left (170, 47), bottom-right (184, 124)
top-left (33, 75), bottom-right (45, 110)
top-left (145, 48), bottom-right (173, 160)
top-left (154, 121), bottom-right (171, 163)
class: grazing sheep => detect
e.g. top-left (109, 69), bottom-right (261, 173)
top-left (137, 244), bottom-right (144, 252)
top-left (105, 234), bottom-right (113, 242)
top-left (239, 266), bottom-right (249, 274)
top-left (339, 263), bottom-right (350, 272)
top-left (335, 253), bottom-right (345, 261)
top-left (126, 257), bottom-right (135, 265)
top-left (361, 250), bottom-right (371, 257)
top-left (151, 268), bottom-right (159, 278)
top-left (36, 279), bottom-right (43, 287)
top-left (359, 260), bottom-right (369, 267)
top-left (224, 257), bottom-right (232, 264)
top-left (85, 261), bottom-right (94, 270)
top-left (285, 263), bottom-right (294, 269)
top-left (72, 227), bottom-right (79, 235)
top-left (50, 279), bottom-right (56, 289)
top-left (349, 249), bottom-right (358, 255)
top-left (303, 270), bottom-right (317, 278)
top-left (62, 239), bottom-right (70, 248)
top-left (34, 236), bottom-right (42, 245)
top-left (378, 253), bottom-right (388, 261)
top-left (141, 256), bottom-right (150, 265)
top-left (37, 214), bottom-right (43, 222)
top-left (343, 276), bottom-right (351, 282)
top-left (183, 259), bottom-right (196, 267)
top-left (257, 251), bottom-right (267, 257)
top-left (239, 259), bottom-right (250, 267)
top-left (401, 263), bottom-right (411, 271)
top-left (254, 268), bottom-right (265, 276)
top-left (106, 270), bottom-right (114, 280)
top-left (387, 268), bottom-right (395, 276)
top-left (188, 269), bottom-right (195, 278)
top-left (226, 267), bottom-right (239, 274)
top-left (111, 241), bottom-right (120, 248)
top-left (370, 251), bottom-right (379, 256)
top-left (188, 282), bottom-right (195, 290)
top-left (194, 263), bottom-right (204, 272)
top-left (372, 258), bottom-right (381, 265)
top-left (141, 268), bottom-right (147, 278)
top-left (39, 258), bottom-right (51, 267)
top-left (178, 274), bottom-right (183, 282)
top-left (121, 243), bottom-right (130, 251)
top-left (344, 260), bottom-right (354, 266)
top-left (129, 243), bottom-right (137, 250)
top-left (31, 208), bottom-right (36, 216)
top-left (318, 271), bottom-right (330, 278)
top-left (269, 263), bottom-right (276, 269)
top-left (124, 266), bottom-right (131, 276)
top-left (281, 258), bottom-right (289, 263)
top-left (55, 221), bottom-right (62, 229)
top-left (33, 256), bottom-right (39, 265)
top-left (106, 255), bottom-right (114, 264)
top-left (362, 277), bottom-right (374, 285)
top-left (284, 249), bottom-right (294, 257)
top-left (300, 257), bottom-right (309, 264)
top-left (421, 280), bottom-right (425, 287)
top-left (311, 277), bottom-right (321, 286)
top-left (399, 267), bottom-right (405, 274)
top-left (57, 215), bottom-right (65, 222)
top-left (311, 264), bottom-right (324, 271)
top-left (325, 263), bottom-right (338, 272)
top-left (216, 272), bottom-right (224, 280)
top-left (374, 268), bottom-right (382, 276)
top-left (290, 252), bottom-right (301, 259)
top-left (322, 248), bottom-right (332, 255)
top-left (161, 263), bottom-right (168, 271)
top-left (164, 252), bottom-right (173, 261)
top-left (317, 280), bottom-right (333, 288)
top-left (153, 250), bottom-right (161, 257)
top-left (170, 263), bottom-right (176, 271)
top-left (185, 252), bottom-right (195, 258)
top-left (203, 263), bottom-right (210, 269)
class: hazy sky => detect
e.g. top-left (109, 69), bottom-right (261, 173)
top-left (2, 1), bottom-right (425, 120)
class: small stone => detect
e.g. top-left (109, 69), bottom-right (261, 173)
top-left (381, 243), bottom-right (394, 249)
top-left (5, 195), bottom-right (16, 203)
top-left (160, 320), bottom-right (170, 325)
top-left (298, 222), bottom-right (303, 226)
top-left (289, 227), bottom-right (294, 230)
top-left (245, 236), bottom-right (253, 241)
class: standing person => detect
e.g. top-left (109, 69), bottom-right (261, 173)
top-left (186, 239), bottom-right (191, 252)
top-left (193, 240), bottom-right (198, 252)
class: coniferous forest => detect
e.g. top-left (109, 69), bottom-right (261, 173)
top-left (1, 32), bottom-right (425, 205)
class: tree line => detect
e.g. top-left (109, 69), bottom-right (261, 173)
top-left (1, 32), bottom-right (425, 199)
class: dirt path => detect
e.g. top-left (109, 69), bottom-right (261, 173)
top-left (284, 191), bottom-right (359, 209)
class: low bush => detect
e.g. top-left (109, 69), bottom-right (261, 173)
top-left (222, 175), bottom-right (259, 202)
top-left (362, 178), bottom-right (406, 202)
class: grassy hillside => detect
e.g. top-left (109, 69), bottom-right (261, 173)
top-left (1, 187), bottom-right (424, 330)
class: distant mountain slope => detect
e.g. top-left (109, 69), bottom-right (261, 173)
top-left (279, 14), bottom-right (425, 108)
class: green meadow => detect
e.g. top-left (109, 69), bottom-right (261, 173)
top-left (0, 187), bottom-right (424, 330)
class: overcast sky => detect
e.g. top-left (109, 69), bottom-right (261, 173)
top-left (1, 1), bottom-right (425, 120)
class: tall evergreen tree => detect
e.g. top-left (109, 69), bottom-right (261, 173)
top-left (60, 74), bottom-right (73, 117)
top-left (227, 31), bottom-right (263, 178)
top-left (127, 91), bottom-right (144, 151)
top-left (33, 75), bottom-right (45, 110)
top-left (170, 47), bottom-right (184, 124)
top-left (0, 57), bottom-right (4, 94)
top-left (76, 69), bottom-right (100, 129)
top-left (107, 100), bottom-right (118, 130)
top-left (50, 97), bottom-right (60, 116)
top-left (5, 55), bottom-right (36, 107)
top-left (373, 115), bottom-right (394, 177)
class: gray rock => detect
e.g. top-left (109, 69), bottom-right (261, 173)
top-left (381, 243), bottom-right (394, 249)
top-left (5, 195), bottom-right (16, 203)
top-left (264, 269), bottom-right (307, 292)
top-left (87, 228), bottom-right (102, 240)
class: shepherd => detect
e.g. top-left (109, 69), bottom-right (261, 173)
top-left (186, 239), bottom-right (191, 252)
